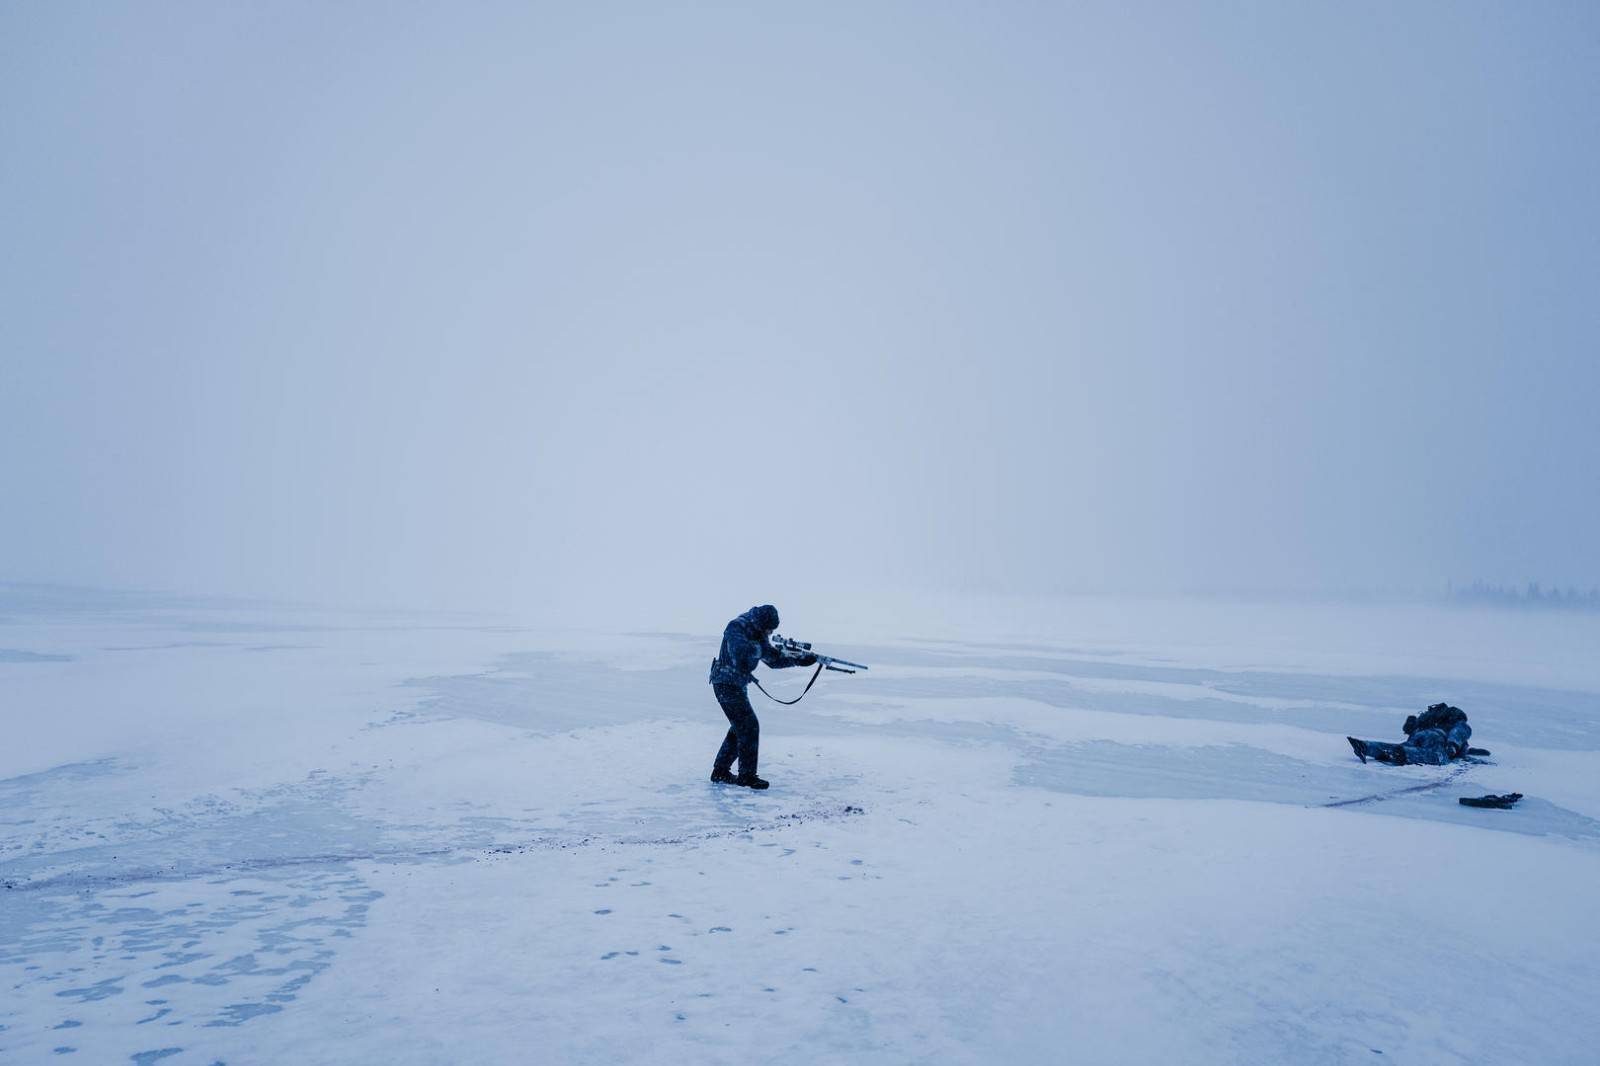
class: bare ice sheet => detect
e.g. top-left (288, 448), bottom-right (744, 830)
top-left (4, 595), bottom-right (1600, 1064)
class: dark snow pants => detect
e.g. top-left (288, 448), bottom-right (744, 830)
top-left (712, 683), bottom-right (759, 777)
top-left (1351, 728), bottom-right (1457, 766)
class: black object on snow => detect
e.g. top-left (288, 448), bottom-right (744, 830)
top-left (1459, 793), bottom-right (1523, 809)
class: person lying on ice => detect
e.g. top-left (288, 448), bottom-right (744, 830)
top-left (1348, 702), bottom-right (1475, 766)
top-left (708, 604), bottom-right (815, 790)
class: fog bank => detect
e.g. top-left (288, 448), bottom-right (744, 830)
top-left (4, 2), bottom-right (1597, 614)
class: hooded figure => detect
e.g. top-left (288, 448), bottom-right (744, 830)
top-left (1348, 703), bottom-right (1473, 766)
top-left (708, 604), bottom-right (814, 789)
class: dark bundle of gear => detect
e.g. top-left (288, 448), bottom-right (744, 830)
top-left (1347, 702), bottom-right (1490, 766)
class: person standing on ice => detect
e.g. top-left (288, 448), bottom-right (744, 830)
top-left (708, 604), bottom-right (815, 790)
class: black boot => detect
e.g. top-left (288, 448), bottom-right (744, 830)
top-left (710, 768), bottom-right (737, 785)
top-left (1347, 737), bottom-right (1367, 764)
top-left (734, 772), bottom-right (769, 791)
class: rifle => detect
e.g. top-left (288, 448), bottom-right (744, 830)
top-left (750, 634), bottom-right (868, 706)
top-left (769, 635), bottom-right (869, 674)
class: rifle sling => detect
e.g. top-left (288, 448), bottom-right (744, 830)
top-left (750, 662), bottom-right (826, 706)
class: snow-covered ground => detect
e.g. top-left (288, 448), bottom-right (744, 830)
top-left (4, 590), bottom-right (1599, 1064)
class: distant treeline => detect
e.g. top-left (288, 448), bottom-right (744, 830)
top-left (1449, 580), bottom-right (1600, 610)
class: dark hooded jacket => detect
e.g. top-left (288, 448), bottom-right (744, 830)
top-left (1402, 702), bottom-right (1473, 761)
top-left (709, 605), bottom-right (797, 687)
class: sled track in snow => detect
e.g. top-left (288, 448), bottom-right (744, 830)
top-left (1320, 762), bottom-right (1474, 809)
top-left (0, 804), bottom-right (866, 895)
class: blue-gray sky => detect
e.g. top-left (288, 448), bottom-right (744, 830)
top-left (3, 1), bottom-right (1597, 612)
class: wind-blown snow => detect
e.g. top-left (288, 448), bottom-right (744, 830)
top-left (3, 592), bottom-right (1599, 1064)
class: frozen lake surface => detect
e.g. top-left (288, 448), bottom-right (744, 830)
top-left (4, 591), bottom-right (1599, 1064)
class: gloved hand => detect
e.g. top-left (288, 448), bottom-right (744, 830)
top-left (798, 653), bottom-right (818, 667)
